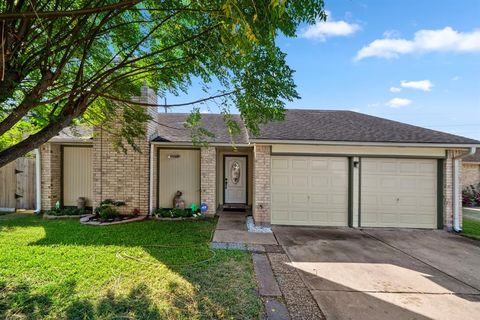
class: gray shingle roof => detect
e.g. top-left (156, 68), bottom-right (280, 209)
top-left (464, 149), bottom-right (480, 162)
top-left (153, 113), bottom-right (249, 144)
top-left (50, 126), bottom-right (93, 142)
top-left (254, 109), bottom-right (480, 144)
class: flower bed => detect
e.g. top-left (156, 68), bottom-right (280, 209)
top-left (43, 207), bottom-right (89, 220)
top-left (153, 208), bottom-right (204, 220)
top-left (80, 214), bottom-right (146, 225)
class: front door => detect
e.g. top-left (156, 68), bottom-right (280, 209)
top-left (224, 156), bottom-right (247, 204)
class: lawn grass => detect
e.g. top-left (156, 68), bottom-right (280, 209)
top-left (0, 214), bottom-right (262, 319)
top-left (462, 218), bottom-right (480, 240)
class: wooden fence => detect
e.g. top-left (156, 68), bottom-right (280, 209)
top-left (0, 157), bottom-right (36, 210)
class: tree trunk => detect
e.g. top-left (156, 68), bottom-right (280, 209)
top-left (0, 95), bottom-right (90, 168)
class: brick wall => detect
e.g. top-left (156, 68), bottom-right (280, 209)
top-left (200, 147), bottom-right (216, 216)
top-left (253, 145), bottom-right (271, 225)
top-left (92, 85), bottom-right (157, 215)
top-left (461, 163), bottom-right (480, 189)
top-left (40, 143), bottom-right (61, 210)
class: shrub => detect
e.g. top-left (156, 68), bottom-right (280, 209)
top-left (98, 206), bottom-right (120, 220)
top-left (95, 199), bottom-right (125, 220)
top-left (45, 207), bottom-right (85, 216)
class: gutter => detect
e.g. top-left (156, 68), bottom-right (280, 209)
top-left (452, 147), bottom-right (476, 232)
top-left (34, 149), bottom-right (42, 214)
top-left (249, 139), bottom-right (480, 149)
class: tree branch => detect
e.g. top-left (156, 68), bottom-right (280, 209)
top-left (0, 0), bottom-right (141, 20)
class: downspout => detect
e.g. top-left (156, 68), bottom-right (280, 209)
top-left (34, 148), bottom-right (42, 214)
top-left (148, 144), bottom-right (154, 216)
top-left (453, 147), bottom-right (476, 232)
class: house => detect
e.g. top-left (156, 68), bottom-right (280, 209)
top-left (462, 149), bottom-right (480, 189)
top-left (39, 85), bottom-right (480, 231)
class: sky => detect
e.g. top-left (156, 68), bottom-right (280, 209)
top-left (165, 0), bottom-right (480, 140)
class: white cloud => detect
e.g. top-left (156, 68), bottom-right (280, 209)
top-left (452, 75), bottom-right (461, 81)
top-left (390, 87), bottom-right (401, 92)
top-left (300, 11), bottom-right (360, 41)
top-left (400, 80), bottom-right (433, 91)
top-left (385, 97), bottom-right (412, 108)
top-left (355, 27), bottom-right (480, 60)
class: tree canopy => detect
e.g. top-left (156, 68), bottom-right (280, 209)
top-left (0, 0), bottom-right (326, 167)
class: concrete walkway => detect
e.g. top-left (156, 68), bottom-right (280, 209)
top-left (210, 212), bottom-right (326, 319)
top-left (212, 211), bottom-right (277, 245)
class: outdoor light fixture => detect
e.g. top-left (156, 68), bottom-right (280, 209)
top-left (353, 161), bottom-right (359, 168)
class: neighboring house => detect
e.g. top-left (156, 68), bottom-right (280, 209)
top-left (462, 150), bottom-right (480, 190)
top-left (39, 85), bottom-right (480, 231)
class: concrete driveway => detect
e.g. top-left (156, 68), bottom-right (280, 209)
top-left (273, 227), bottom-right (480, 320)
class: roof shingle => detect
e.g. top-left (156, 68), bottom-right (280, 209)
top-left (255, 110), bottom-right (480, 144)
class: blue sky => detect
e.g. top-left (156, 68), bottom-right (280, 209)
top-left (166, 0), bottom-right (480, 140)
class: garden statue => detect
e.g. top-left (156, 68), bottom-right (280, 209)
top-left (173, 191), bottom-right (185, 209)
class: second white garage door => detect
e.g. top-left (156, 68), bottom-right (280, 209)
top-left (271, 156), bottom-right (348, 226)
top-left (361, 158), bottom-right (437, 228)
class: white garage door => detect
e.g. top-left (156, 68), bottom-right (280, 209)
top-left (361, 158), bottom-right (437, 228)
top-left (271, 156), bottom-right (348, 226)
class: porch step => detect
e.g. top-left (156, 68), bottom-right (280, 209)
top-left (221, 204), bottom-right (251, 211)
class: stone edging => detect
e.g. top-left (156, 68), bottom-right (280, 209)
top-left (43, 214), bottom-right (89, 220)
top-left (80, 215), bottom-right (147, 226)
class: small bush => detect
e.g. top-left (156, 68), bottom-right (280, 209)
top-left (45, 207), bottom-right (85, 216)
top-left (98, 206), bottom-right (120, 220)
top-left (94, 199), bottom-right (126, 220)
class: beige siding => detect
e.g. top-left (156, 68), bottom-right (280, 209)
top-left (271, 144), bottom-right (446, 157)
top-left (361, 158), bottom-right (437, 228)
top-left (271, 156), bottom-right (348, 226)
top-left (158, 149), bottom-right (200, 208)
top-left (63, 147), bottom-right (93, 206)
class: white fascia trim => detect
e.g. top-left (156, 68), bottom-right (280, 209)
top-left (150, 141), bottom-right (252, 147)
top-left (249, 139), bottom-right (480, 149)
top-left (49, 139), bottom-right (93, 144)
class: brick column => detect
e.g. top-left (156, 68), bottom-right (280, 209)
top-left (253, 145), bottom-right (271, 225)
top-left (444, 150), bottom-right (464, 230)
top-left (200, 147), bottom-right (216, 216)
top-left (40, 143), bottom-right (61, 210)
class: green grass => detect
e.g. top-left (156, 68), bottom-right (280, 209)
top-left (0, 214), bottom-right (262, 319)
top-left (462, 218), bottom-right (480, 240)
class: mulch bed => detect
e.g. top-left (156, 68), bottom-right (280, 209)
top-left (80, 214), bottom-right (146, 225)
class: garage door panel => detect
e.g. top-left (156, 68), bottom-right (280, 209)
top-left (271, 156), bottom-right (348, 226)
top-left (361, 158), bottom-right (437, 229)
top-left (272, 158), bottom-right (289, 169)
top-left (292, 175), bottom-right (308, 187)
top-left (271, 174), bottom-right (289, 187)
top-left (292, 159), bottom-right (308, 169)
top-left (311, 159), bottom-right (328, 169)
top-left (311, 175), bottom-right (329, 187)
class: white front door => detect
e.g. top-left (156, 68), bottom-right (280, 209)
top-left (224, 156), bottom-right (247, 204)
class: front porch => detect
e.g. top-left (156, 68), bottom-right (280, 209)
top-left (153, 144), bottom-right (271, 224)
